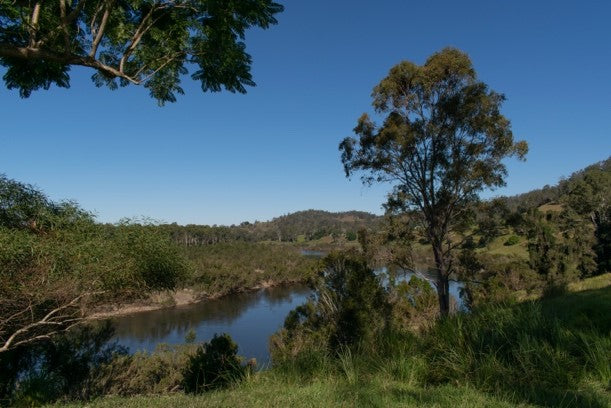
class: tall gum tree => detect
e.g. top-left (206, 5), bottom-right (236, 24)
top-left (0, 0), bottom-right (283, 104)
top-left (340, 48), bottom-right (528, 316)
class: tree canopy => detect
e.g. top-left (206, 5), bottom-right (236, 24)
top-left (0, 0), bottom-right (283, 104)
top-left (340, 48), bottom-right (528, 315)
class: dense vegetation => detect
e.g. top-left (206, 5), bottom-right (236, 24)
top-left (42, 273), bottom-right (611, 408)
top-left (0, 156), bottom-right (609, 406)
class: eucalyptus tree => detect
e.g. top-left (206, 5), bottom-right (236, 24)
top-left (340, 48), bottom-right (528, 315)
top-left (0, 0), bottom-right (283, 104)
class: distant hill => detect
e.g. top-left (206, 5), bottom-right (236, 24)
top-left (500, 156), bottom-right (610, 211)
top-left (267, 210), bottom-right (381, 241)
top-left (162, 210), bottom-right (382, 245)
top-left (163, 157), bottom-right (610, 247)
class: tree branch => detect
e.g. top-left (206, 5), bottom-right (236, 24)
top-left (28, 2), bottom-right (42, 47)
top-left (0, 291), bottom-right (104, 354)
top-left (0, 44), bottom-right (140, 84)
top-left (89, 0), bottom-right (115, 58)
top-left (119, 4), bottom-right (158, 73)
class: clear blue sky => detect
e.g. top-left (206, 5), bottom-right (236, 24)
top-left (1, 0), bottom-right (610, 225)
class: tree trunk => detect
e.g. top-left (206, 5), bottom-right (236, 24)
top-left (432, 243), bottom-right (451, 316)
top-left (436, 272), bottom-right (450, 317)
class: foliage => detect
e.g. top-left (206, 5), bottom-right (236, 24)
top-left (183, 241), bottom-right (317, 296)
top-left (339, 47), bottom-right (527, 314)
top-left (526, 210), bottom-right (595, 289)
top-left (560, 158), bottom-right (611, 274)
top-left (0, 175), bottom-right (188, 355)
top-left (389, 275), bottom-right (438, 331)
top-left (109, 222), bottom-right (190, 291)
top-left (0, 174), bottom-right (93, 232)
top-left (503, 235), bottom-right (519, 246)
top-left (95, 343), bottom-right (195, 397)
top-left (272, 251), bottom-right (391, 359)
top-left (0, 0), bottom-right (284, 104)
top-left (1, 321), bottom-right (125, 406)
top-left (70, 275), bottom-right (610, 408)
top-left (182, 333), bottom-right (245, 393)
top-left (499, 156), bottom-right (610, 275)
top-left (457, 250), bottom-right (538, 308)
top-left (163, 209), bottom-right (380, 245)
top-left (475, 199), bottom-right (509, 247)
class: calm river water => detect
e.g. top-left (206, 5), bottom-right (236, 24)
top-left (111, 271), bottom-right (464, 365)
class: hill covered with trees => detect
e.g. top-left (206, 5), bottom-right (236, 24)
top-left (161, 209), bottom-right (382, 246)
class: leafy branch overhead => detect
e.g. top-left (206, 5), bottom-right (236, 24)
top-left (0, 0), bottom-right (284, 104)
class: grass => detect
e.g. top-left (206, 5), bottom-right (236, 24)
top-left (482, 234), bottom-right (529, 258)
top-left (56, 378), bottom-right (531, 407)
top-left (51, 273), bottom-right (611, 408)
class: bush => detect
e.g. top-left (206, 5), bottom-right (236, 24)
top-left (111, 222), bottom-right (190, 292)
top-left (390, 275), bottom-right (438, 331)
top-left (457, 251), bottom-right (540, 308)
top-left (504, 235), bottom-right (520, 246)
top-left (271, 251), bottom-right (391, 360)
top-left (2, 322), bottom-right (125, 406)
top-left (96, 343), bottom-right (194, 396)
top-left (182, 334), bottom-right (245, 393)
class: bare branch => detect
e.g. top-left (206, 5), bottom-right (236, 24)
top-left (28, 2), bottom-right (41, 47)
top-left (138, 52), bottom-right (183, 83)
top-left (89, 0), bottom-right (115, 58)
top-left (59, 0), bottom-right (70, 54)
top-left (0, 291), bottom-right (104, 354)
top-left (119, 4), bottom-right (158, 73)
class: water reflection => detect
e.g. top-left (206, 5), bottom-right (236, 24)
top-left (112, 271), bottom-right (464, 365)
top-left (112, 284), bottom-right (310, 364)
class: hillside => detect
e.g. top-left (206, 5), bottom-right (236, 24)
top-left (500, 156), bottom-right (610, 211)
top-left (162, 210), bottom-right (382, 246)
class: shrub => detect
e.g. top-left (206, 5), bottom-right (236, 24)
top-left (390, 275), bottom-right (438, 331)
top-left (271, 251), bottom-right (391, 360)
top-left (504, 235), bottom-right (520, 246)
top-left (3, 322), bottom-right (124, 406)
top-left (182, 333), bottom-right (245, 393)
top-left (96, 343), bottom-right (194, 396)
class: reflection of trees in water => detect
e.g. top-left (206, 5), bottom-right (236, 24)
top-left (261, 284), bottom-right (310, 307)
top-left (112, 285), bottom-right (311, 343)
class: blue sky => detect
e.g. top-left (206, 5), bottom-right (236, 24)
top-left (1, 0), bottom-right (610, 225)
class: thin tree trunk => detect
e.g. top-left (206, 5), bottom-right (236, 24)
top-left (437, 273), bottom-right (450, 316)
top-left (432, 243), bottom-right (450, 316)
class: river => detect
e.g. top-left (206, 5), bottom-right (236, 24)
top-left (111, 271), bottom-right (464, 365)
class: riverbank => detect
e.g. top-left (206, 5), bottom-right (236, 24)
top-left (89, 278), bottom-right (306, 319)
top-left (57, 273), bottom-right (611, 408)
top-left (88, 241), bottom-right (321, 319)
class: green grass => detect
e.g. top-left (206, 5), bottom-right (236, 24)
top-left (56, 377), bottom-right (531, 407)
top-left (51, 274), bottom-right (611, 408)
top-left (478, 233), bottom-right (529, 258)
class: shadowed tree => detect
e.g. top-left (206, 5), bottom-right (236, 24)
top-left (340, 48), bottom-right (528, 316)
top-left (0, 0), bottom-right (283, 104)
